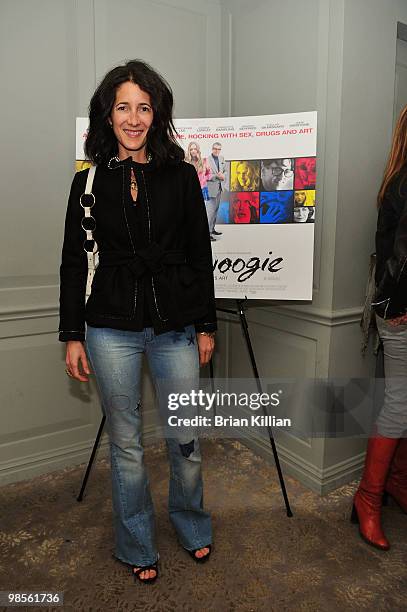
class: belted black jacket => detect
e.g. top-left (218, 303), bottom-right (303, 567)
top-left (373, 168), bottom-right (407, 319)
top-left (58, 156), bottom-right (217, 342)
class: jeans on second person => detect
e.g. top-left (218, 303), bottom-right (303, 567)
top-left (376, 314), bottom-right (407, 438)
top-left (85, 324), bottom-right (212, 567)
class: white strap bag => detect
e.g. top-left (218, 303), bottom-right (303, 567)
top-left (79, 165), bottom-right (99, 302)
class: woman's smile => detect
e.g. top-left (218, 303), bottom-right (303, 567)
top-left (123, 128), bottom-right (144, 138)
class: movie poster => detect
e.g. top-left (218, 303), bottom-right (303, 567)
top-left (76, 112), bottom-right (317, 300)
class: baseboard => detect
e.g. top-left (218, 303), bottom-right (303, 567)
top-left (0, 436), bottom-right (109, 486)
top-left (0, 421), bottom-right (365, 494)
top-left (0, 425), bottom-right (159, 486)
top-left (319, 450), bottom-right (365, 493)
top-left (239, 432), bottom-right (364, 495)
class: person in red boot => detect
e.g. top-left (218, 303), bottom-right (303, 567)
top-left (352, 105), bottom-right (407, 550)
top-left (384, 439), bottom-right (407, 513)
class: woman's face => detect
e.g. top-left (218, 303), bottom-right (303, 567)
top-left (189, 144), bottom-right (199, 159)
top-left (294, 191), bottom-right (307, 206)
top-left (109, 81), bottom-right (154, 159)
top-left (296, 158), bottom-right (316, 188)
top-left (236, 163), bottom-right (251, 189)
top-left (293, 206), bottom-right (309, 223)
top-left (232, 195), bottom-right (252, 223)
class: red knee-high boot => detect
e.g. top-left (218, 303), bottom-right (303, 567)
top-left (384, 438), bottom-right (407, 513)
top-left (351, 435), bottom-right (399, 550)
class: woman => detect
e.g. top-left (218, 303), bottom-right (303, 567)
top-left (185, 141), bottom-right (212, 201)
top-left (230, 193), bottom-right (259, 224)
top-left (230, 160), bottom-right (260, 192)
top-left (185, 141), bottom-right (213, 239)
top-left (352, 105), bottom-right (407, 550)
top-left (294, 157), bottom-right (316, 190)
top-left (293, 205), bottom-right (315, 224)
top-left (59, 60), bottom-right (216, 583)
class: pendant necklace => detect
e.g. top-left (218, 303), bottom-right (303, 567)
top-left (130, 152), bottom-right (152, 204)
top-left (130, 167), bottom-right (138, 203)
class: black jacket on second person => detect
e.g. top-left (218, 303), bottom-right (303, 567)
top-left (374, 168), bottom-right (407, 319)
top-left (58, 156), bottom-right (217, 342)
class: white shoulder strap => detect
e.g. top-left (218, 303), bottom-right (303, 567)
top-left (81, 165), bottom-right (98, 303)
top-left (85, 164), bottom-right (96, 194)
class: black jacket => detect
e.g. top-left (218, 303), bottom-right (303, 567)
top-left (373, 168), bottom-right (407, 319)
top-left (58, 156), bottom-right (217, 342)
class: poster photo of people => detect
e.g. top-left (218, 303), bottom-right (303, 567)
top-left (183, 153), bottom-right (316, 228)
top-left (76, 112), bottom-right (317, 300)
top-left (174, 112), bottom-right (317, 300)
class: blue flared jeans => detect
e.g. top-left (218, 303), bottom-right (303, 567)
top-left (85, 324), bottom-right (212, 567)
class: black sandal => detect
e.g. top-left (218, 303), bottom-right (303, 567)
top-left (185, 544), bottom-right (212, 564)
top-left (132, 562), bottom-right (159, 584)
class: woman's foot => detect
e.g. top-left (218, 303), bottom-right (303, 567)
top-left (193, 546), bottom-right (210, 560)
top-left (185, 543), bottom-right (212, 563)
top-left (133, 567), bottom-right (157, 580)
top-left (133, 563), bottom-right (158, 583)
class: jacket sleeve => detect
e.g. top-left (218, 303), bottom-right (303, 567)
top-left (183, 163), bottom-right (217, 333)
top-left (206, 158), bottom-right (218, 184)
top-left (58, 170), bottom-right (88, 342)
top-left (373, 196), bottom-right (407, 318)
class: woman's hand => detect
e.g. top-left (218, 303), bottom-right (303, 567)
top-left (196, 334), bottom-right (215, 366)
top-left (65, 340), bottom-right (91, 382)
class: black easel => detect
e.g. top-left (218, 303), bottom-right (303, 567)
top-left (77, 414), bottom-right (105, 502)
top-left (217, 298), bottom-right (292, 517)
top-left (77, 298), bottom-right (293, 517)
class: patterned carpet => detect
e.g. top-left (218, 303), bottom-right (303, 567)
top-left (0, 439), bottom-right (406, 612)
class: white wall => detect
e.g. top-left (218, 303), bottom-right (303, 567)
top-left (0, 0), bottom-right (223, 485)
top-left (333, 0), bottom-right (402, 314)
top-left (395, 38), bottom-right (407, 125)
top-left (220, 0), bottom-right (407, 492)
top-left (2, 0), bottom-right (407, 492)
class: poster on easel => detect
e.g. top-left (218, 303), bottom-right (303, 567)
top-left (76, 111), bottom-right (317, 300)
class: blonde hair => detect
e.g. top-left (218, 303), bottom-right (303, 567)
top-left (378, 104), bottom-right (407, 207)
top-left (231, 160), bottom-right (260, 192)
top-left (186, 141), bottom-right (204, 173)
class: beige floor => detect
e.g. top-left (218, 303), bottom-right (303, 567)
top-left (0, 438), bottom-right (406, 611)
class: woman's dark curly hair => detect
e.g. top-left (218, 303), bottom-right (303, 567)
top-left (85, 59), bottom-right (184, 166)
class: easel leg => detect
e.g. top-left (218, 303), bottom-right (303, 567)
top-left (209, 356), bottom-right (216, 418)
top-left (76, 308), bottom-right (292, 516)
top-left (77, 414), bottom-right (106, 502)
top-left (236, 299), bottom-right (293, 517)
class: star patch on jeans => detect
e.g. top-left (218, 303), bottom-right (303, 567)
top-left (179, 439), bottom-right (195, 457)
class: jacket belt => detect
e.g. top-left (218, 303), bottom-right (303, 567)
top-left (97, 244), bottom-right (190, 329)
top-left (98, 243), bottom-right (187, 277)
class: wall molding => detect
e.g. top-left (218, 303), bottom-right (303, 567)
top-left (241, 432), bottom-right (364, 495)
top-left (1, 417), bottom-right (364, 495)
top-left (0, 303), bottom-right (363, 330)
top-left (0, 436), bottom-right (108, 486)
top-left (0, 306), bottom-right (57, 322)
top-left (252, 305), bottom-right (362, 327)
top-left (0, 425), bottom-right (158, 487)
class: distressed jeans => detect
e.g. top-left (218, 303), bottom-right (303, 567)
top-left (85, 324), bottom-right (212, 567)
